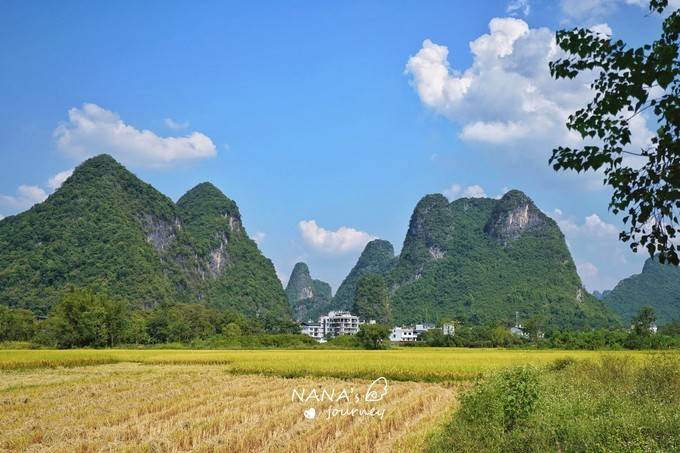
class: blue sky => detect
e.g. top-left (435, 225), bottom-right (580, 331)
top-left (0, 0), bottom-right (669, 292)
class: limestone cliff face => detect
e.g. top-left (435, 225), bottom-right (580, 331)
top-left (142, 215), bottom-right (181, 254)
top-left (484, 190), bottom-right (550, 244)
top-left (285, 262), bottom-right (333, 321)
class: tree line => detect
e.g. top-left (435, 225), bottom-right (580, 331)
top-left (0, 287), bottom-right (297, 348)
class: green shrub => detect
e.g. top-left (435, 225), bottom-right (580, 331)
top-left (498, 366), bottom-right (540, 432)
top-left (547, 356), bottom-right (576, 371)
top-left (429, 355), bottom-right (680, 452)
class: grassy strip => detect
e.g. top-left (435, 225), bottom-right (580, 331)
top-left (428, 354), bottom-right (680, 452)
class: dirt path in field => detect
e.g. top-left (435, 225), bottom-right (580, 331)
top-left (0, 363), bottom-right (460, 453)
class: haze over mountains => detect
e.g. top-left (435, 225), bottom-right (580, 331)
top-left (0, 154), bottom-right (678, 329)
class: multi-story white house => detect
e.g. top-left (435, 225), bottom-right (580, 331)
top-left (320, 311), bottom-right (361, 337)
top-left (442, 322), bottom-right (455, 336)
top-left (300, 322), bottom-right (324, 341)
top-left (300, 311), bottom-right (361, 340)
top-left (389, 326), bottom-right (418, 342)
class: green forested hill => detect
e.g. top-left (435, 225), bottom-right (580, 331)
top-left (176, 182), bottom-right (292, 325)
top-left (332, 239), bottom-right (395, 311)
top-left (338, 190), bottom-right (619, 329)
top-left (603, 257), bottom-right (680, 324)
top-left (0, 154), bottom-right (293, 329)
top-left (285, 262), bottom-right (332, 321)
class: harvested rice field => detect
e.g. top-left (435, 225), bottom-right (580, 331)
top-left (0, 362), bottom-right (459, 452)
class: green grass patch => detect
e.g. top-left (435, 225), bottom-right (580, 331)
top-left (428, 354), bottom-right (680, 452)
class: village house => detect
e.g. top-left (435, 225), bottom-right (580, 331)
top-left (389, 323), bottom-right (440, 343)
top-left (300, 311), bottom-right (363, 340)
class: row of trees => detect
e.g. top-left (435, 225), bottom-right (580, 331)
top-left (2, 286), bottom-right (679, 350)
top-left (415, 307), bottom-right (680, 350)
top-left (0, 287), bottom-right (292, 347)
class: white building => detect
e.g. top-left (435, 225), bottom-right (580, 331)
top-left (300, 311), bottom-right (368, 340)
top-left (442, 323), bottom-right (455, 336)
top-left (415, 323), bottom-right (436, 335)
top-left (320, 311), bottom-right (361, 338)
top-left (389, 323), bottom-right (439, 343)
top-left (389, 326), bottom-right (418, 342)
top-left (510, 325), bottom-right (529, 339)
top-left (321, 311), bottom-right (360, 337)
top-left (300, 323), bottom-right (324, 341)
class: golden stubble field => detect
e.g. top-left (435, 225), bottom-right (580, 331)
top-left (0, 363), bottom-right (459, 453)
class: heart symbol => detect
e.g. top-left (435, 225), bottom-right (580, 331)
top-left (303, 407), bottom-right (316, 419)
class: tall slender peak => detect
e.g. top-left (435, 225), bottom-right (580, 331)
top-left (285, 262), bottom-right (332, 321)
top-left (285, 262), bottom-right (314, 300)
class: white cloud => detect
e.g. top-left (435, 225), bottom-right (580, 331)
top-left (47, 168), bottom-right (74, 190)
top-left (589, 23), bottom-right (612, 37)
top-left (559, 0), bottom-right (673, 22)
top-left (164, 118), bottom-right (189, 130)
top-left (550, 207), bottom-right (642, 290)
top-left (404, 18), bottom-right (653, 179)
top-left (54, 103), bottom-right (217, 168)
top-left (298, 220), bottom-right (376, 254)
top-left (460, 121), bottom-right (530, 143)
top-left (552, 210), bottom-right (619, 237)
top-left (0, 185), bottom-right (47, 211)
top-left (0, 167), bottom-right (86, 216)
top-left (507, 0), bottom-right (531, 16)
top-left (443, 183), bottom-right (487, 200)
top-left (577, 261), bottom-right (599, 278)
top-left (251, 231), bottom-right (266, 245)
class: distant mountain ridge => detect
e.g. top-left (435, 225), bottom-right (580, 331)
top-left (0, 154), bottom-right (293, 329)
top-left (285, 262), bottom-right (332, 322)
top-left (603, 257), bottom-right (680, 324)
top-left (339, 190), bottom-right (619, 329)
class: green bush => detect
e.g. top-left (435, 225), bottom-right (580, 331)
top-left (429, 355), bottom-right (680, 452)
top-left (356, 324), bottom-right (391, 349)
top-left (498, 366), bottom-right (540, 432)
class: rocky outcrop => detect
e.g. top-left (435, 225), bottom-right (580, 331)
top-left (142, 215), bottom-right (180, 253)
top-left (484, 190), bottom-right (550, 245)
